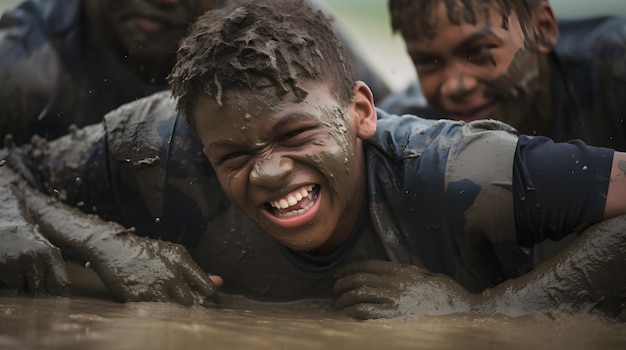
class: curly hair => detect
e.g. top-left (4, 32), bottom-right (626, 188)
top-left (388, 0), bottom-right (547, 40)
top-left (169, 0), bottom-right (355, 125)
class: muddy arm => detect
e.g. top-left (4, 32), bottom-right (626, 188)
top-left (0, 157), bottom-right (71, 295)
top-left (2, 92), bottom-right (220, 305)
top-left (334, 215), bottom-right (626, 319)
top-left (11, 179), bottom-right (219, 305)
top-left (476, 215), bottom-right (626, 317)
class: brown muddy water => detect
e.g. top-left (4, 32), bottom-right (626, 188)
top-left (1, 266), bottom-right (625, 350)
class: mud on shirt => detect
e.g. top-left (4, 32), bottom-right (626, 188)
top-left (13, 94), bottom-right (614, 297)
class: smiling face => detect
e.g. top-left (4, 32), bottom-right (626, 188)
top-left (400, 0), bottom-right (555, 133)
top-left (192, 82), bottom-right (376, 254)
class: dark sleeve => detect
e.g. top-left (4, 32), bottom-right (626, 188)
top-left (513, 135), bottom-right (614, 246)
top-left (8, 124), bottom-right (119, 222)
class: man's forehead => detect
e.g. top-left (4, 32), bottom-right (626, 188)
top-left (410, 0), bottom-right (509, 39)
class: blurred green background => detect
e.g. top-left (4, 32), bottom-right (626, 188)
top-left (1, 0), bottom-right (624, 91)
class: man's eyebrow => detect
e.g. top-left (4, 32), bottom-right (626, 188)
top-left (408, 27), bottom-right (498, 56)
top-left (271, 112), bottom-right (315, 130)
top-left (206, 112), bottom-right (315, 151)
top-left (452, 27), bottom-right (499, 53)
top-left (206, 139), bottom-right (241, 151)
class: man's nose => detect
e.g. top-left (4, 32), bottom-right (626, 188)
top-left (249, 154), bottom-right (294, 188)
top-left (440, 67), bottom-right (479, 101)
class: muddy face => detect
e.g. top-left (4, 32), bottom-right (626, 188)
top-left (90, 0), bottom-right (219, 59)
top-left (192, 83), bottom-right (371, 255)
top-left (403, 0), bottom-right (551, 130)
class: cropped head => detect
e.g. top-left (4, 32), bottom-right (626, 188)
top-left (87, 0), bottom-right (220, 83)
top-left (170, 0), bottom-right (377, 254)
top-left (388, 0), bottom-right (558, 134)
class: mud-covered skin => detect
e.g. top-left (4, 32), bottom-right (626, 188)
top-left (4, 91), bottom-right (389, 301)
top-left (5, 87), bottom-right (621, 312)
top-left (382, 15), bottom-right (626, 150)
top-left (0, 157), bottom-right (71, 296)
top-left (0, 166), bottom-right (219, 305)
top-left (335, 215), bottom-right (626, 319)
top-left (15, 181), bottom-right (219, 306)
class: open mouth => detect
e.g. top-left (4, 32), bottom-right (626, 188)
top-left (266, 185), bottom-right (320, 218)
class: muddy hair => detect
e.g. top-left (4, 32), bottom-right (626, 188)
top-left (169, 0), bottom-right (355, 124)
top-left (388, 0), bottom-right (547, 40)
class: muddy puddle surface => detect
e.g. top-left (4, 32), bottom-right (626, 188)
top-left (2, 293), bottom-right (626, 350)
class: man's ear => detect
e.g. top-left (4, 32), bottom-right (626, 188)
top-left (532, 2), bottom-right (559, 53)
top-left (351, 81), bottom-right (377, 140)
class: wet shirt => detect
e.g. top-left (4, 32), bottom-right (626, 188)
top-left (15, 92), bottom-right (613, 298)
top-left (378, 16), bottom-right (626, 150)
top-left (0, 0), bottom-right (167, 144)
top-left (365, 109), bottom-right (612, 292)
top-left (547, 16), bottom-right (626, 149)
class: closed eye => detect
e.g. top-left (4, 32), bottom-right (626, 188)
top-left (281, 127), bottom-right (315, 146)
top-left (210, 150), bottom-right (250, 168)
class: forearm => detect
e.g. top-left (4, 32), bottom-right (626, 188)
top-left (14, 180), bottom-right (129, 264)
top-left (476, 215), bottom-right (626, 317)
top-left (604, 151), bottom-right (626, 219)
top-left (0, 158), bottom-right (71, 294)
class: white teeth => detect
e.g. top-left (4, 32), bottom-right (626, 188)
top-left (270, 185), bottom-right (316, 210)
top-left (276, 200), bottom-right (315, 218)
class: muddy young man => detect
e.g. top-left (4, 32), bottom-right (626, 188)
top-left (0, 0), bottom-right (389, 145)
top-left (2, 0), bottom-right (626, 319)
top-left (380, 0), bottom-right (626, 150)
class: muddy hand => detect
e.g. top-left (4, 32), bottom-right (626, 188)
top-left (0, 164), bottom-right (71, 296)
top-left (334, 260), bottom-right (474, 319)
top-left (0, 222), bottom-right (71, 296)
top-left (15, 180), bottom-right (221, 307)
top-left (87, 232), bottom-right (222, 307)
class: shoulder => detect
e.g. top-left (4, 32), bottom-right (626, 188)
top-left (370, 109), bottom-right (518, 160)
top-left (556, 16), bottom-right (626, 59)
top-left (103, 91), bottom-right (179, 162)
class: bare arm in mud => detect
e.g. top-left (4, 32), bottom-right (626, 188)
top-left (8, 179), bottom-right (222, 306)
top-left (334, 214), bottom-right (626, 319)
top-left (0, 159), bottom-right (71, 296)
top-left (333, 153), bottom-right (626, 320)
